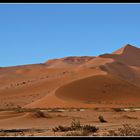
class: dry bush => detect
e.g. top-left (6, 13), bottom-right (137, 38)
top-left (70, 119), bottom-right (81, 130)
top-left (118, 124), bottom-right (140, 136)
top-left (53, 119), bottom-right (82, 131)
top-left (34, 110), bottom-right (46, 118)
top-left (52, 119), bottom-right (82, 132)
top-left (64, 125), bottom-right (98, 136)
top-left (52, 119), bottom-right (80, 132)
top-left (107, 124), bottom-right (140, 136)
top-left (34, 110), bottom-right (52, 118)
top-left (98, 115), bottom-right (107, 123)
top-left (52, 119), bottom-right (98, 135)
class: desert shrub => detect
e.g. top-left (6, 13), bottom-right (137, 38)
top-left (65, 125), bottom-right (98, 136)
top-left (52, 119), bottom-right (98, 135)
top-left (52, 119), bottom-right (81, 132)
top-left (107, 124), bottom-right (140, 136)
top-left (118, 124), bottom-right (140, 136)
top-left (98, 115), bottom-right (107, 123)
top-left (70, 119), bottom-right (82, 130)
top-left (34, 110), bottom-right (46, 118)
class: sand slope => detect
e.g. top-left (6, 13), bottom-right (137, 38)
top-left (55, 74), bottom-right (140, 104)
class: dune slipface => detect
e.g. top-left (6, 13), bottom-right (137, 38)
top-left (55, 74), bottom-right (140, 104)
top-left (0, 44), bottom-right (140, 109)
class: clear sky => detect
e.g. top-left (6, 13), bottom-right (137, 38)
top-left (0, 3), bottom-right (140, 67)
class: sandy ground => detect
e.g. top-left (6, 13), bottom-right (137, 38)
top-left (0, 108), bottom-right (139, 136)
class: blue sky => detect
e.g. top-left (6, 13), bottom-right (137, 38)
top-left (0, 3), bottom-right (140, 67)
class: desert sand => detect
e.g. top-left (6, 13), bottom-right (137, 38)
top-left (0, 44), bottom-right (140, 136)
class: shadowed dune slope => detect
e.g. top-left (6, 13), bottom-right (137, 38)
top-left (101, 44), bottom-right (140, 67)
top-left (99, 61), bottom-right (140, 87)
top-left (55, 74), bottom-right (140, 104)
top-left (79, 44), bottom-right (140, 87)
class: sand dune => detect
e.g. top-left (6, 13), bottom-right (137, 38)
top-left (0, 44), bottom-right (140, 109)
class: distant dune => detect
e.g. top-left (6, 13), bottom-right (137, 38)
top-left (0, 44), bottom-right (140, 109)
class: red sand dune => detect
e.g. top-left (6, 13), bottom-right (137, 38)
top-left (0, 44), bottom-right (140, 109)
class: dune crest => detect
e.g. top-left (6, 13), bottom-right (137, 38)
top-left (112, 44), bottom-right (138, 54)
